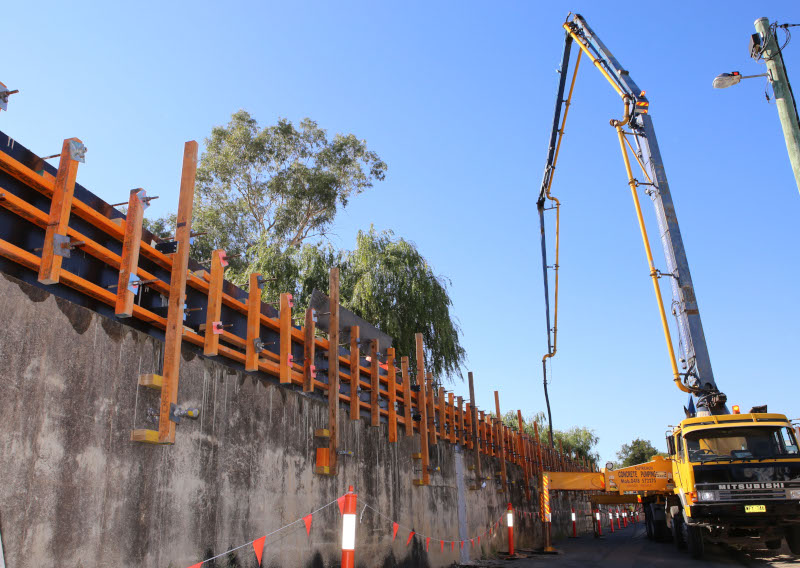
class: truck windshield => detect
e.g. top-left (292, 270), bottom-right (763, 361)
top-left (685, 426), bottom-right (799, 462)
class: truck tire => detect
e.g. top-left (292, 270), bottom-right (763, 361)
top-left (672, 513), bottom-right (686, 549)
top-left (654, 519), bottom-right (668, 541)
top-left (645, 508), bottom-right (654, 540)
top-left (765, 539), bottom-right (782, 550)
top-left (786, 526), bottom-right (800, 555)
top-left (683, 523), bottom-right (705, 559)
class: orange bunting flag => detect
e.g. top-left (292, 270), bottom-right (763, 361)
top-left (392, 522), bottom-right (399, 542)
top-left (460, 541), bottom-right (464, 549)
top-left (337, 495), bottom-right (346, 516)
top-left (478, 536), bottom-right (481, 546)
top-left (303, 514), bottom-right (312, 536)
top-left (470, 538), bottom-right (474, 547)
top-left (406, 531), bottom-right (414, 546)
top-left (440, 540), bottom-right (444, 552)
top-left (425, 537), bottom-right (430, 551)
top-left (188, 563), bottom-right (203, 568)
top-left (451, 541), bottom-right (455, 551)
top-left (253, 536), bottom-right (266, 566)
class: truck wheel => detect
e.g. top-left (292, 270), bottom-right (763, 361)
top-left (645, 507), bottom-right (654, 540)
top-left (672, 514), bottom-right (686, 549)
top-left (654, 519), bottom-right (668, 541)
top-left (765, 539), bottom-right (782, 550)
top-left (683, 523), bottom-right (705, 559)
top-left (786, 526), bottom-right (800, 555)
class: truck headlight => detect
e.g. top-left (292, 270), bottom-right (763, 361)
top-left (789, 489), bottom-right (800, 500)
top-left (698, 491), bottom-right (716, 502)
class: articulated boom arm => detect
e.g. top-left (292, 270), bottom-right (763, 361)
top-left (537, 14), bottom-right (726, 415)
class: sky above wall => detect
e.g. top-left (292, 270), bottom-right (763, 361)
top-left (3, 1), bottom-right (799, 464)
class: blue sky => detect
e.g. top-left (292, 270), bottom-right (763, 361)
top-left (3, 1), bottom-right (799, 464)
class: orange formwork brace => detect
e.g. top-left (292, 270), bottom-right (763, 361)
top-left (38, 137), bottom-right (83, 285)
top-left (387, 347), bottom-right (397, 442)
top-left (438, 386), bottom-right (446, 441)
top-left (464, 402), bottom-right (473, 450)
top-left (114, 188), bottom-right (145, 318)
top-left (327, 268), bottom-right (340, 474)
top-left (414, 332), bottom-right (429, 486)
top-left (457, 397), bottom-right (465, 446)
top-left (518, 410), bottom-right (531, 500)
top-left (426, 373), bottom-right (437, 446)
top-left (204, 250), bottom-right (227, 357)
top-left (280, 292), bottom-right (293, 384)
top-left (158, 140), bottom-right (198, 444)
top-left (401, 356), bottom-right (412, 437)
top-left (349, 325), bottom-right (360, 421)
top-left (467, 371), bottom-right (481, 478)
top-left (448, 392), bottom-right (455, 444)
top-left (369, 339), bottom-right (380, 427)
top-left (304, 307), bottom-right (316, 392)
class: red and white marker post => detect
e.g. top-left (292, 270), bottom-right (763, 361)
top-left (506, 503), bottom-right (515, 556)
top-left (595, 509), bottom-right (603, 537)
top-left (341, 486), bottom-right (357, 568)
top-left (570, 507), bottom-right (577, 538)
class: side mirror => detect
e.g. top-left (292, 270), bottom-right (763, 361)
top-left (666, 436), bottom-right (676, 457)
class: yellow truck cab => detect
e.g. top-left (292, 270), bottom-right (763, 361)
top-left (665, 411), bottom-right (800, 557)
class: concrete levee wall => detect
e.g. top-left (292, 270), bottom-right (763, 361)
top-left (0, 273), bottom-right (588, 567)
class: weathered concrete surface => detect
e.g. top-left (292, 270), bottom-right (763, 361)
top-left (0, 273), bottom-right (587, 567)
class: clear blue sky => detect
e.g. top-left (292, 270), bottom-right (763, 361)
top-left (3, 1), bottom-right (799, 465)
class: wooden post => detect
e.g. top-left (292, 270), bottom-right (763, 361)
top-left (518, 409), bottom-right (531, 500)
top-left (328, 267), bottom-right (340, 474)
top-left (243, 272), bottom-right (260, 367)
top-left (203, 249), bottom-right (227, 358)
top-left (115, 188), bottom-right (144, 317)
top-left (415, 332), bottom-right (429, 486)
top-left (485, 413), bottom-right (491, 456)
top-left (387, 348), bottom-right (397, 442)
top-left (401, 356), bottom-right (412, 436)
top-left (303, 307), bottom-right (316, 392)
top-left (468, 372), bottom-right (481, 479)
top-left (158, 140), bottom-right (198, 444)
top-left (370, 339), bottom-right (380, 427)
top-left (39, 138), bottom-right (82, 284)
top-left (427, 373), bottom-right (437, 446)
top-left (457, 397), bottom-right (464, 446)
top-left (464, 402), bottom-right (472, 449)
top-left (438, 387), bottom-right (446, 440)
top-left (280, 292), bottom-right (293, 384)
top-left (349, 326), bottom-right (360, 421)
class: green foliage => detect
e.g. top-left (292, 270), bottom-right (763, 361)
top-left (616, 438), bottom-right (666, 468)
top-left (145, 112), bottom-right (465, 382)
top-left (249, 228), bottom-right (466, 381)
top-left (502, 410), bottom-right (600, 467)
top-left (190, 110), bottom-right (387, 273)
top-left (344, 228), bottom-right (465, 380)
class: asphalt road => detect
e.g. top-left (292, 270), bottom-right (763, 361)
top-left (466, 522), bottom-right (800, 567)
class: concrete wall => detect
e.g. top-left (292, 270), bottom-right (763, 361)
top-left (0, 273), bottom-right (587, 567)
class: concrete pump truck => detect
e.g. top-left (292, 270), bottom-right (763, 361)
top-left (537, 14), bottom-right (800, 558)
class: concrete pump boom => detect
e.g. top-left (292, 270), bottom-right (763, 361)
top-left (537, 14), bottom-right (727, 415)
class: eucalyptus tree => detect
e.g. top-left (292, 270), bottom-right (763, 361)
top-left (146, 112), bottom-right (466, 382)
top-left (190, 110), bottom-right (387, 276)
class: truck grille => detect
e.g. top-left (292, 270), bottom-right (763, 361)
top-left (696, 481), bottom-right (799, 502)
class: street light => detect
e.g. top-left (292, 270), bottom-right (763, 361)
top-left (714, 18), bottom-right (800, 194)
top-left (711, 71), bottom-right (768, 89)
